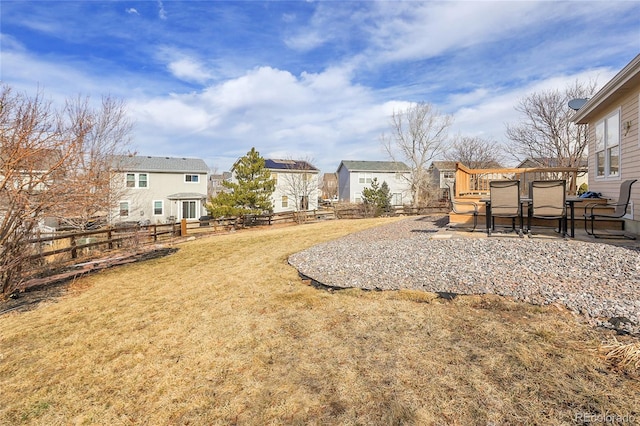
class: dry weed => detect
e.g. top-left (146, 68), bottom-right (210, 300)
top-left (600, 337), bottom-right (640, 371)
top-left (1, 217), bottom-right (639, 425)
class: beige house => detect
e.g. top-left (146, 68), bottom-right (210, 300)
top-left (571, 54), bottom-right (640, 233)
top-left (113, 155), bottom-right (209, 224)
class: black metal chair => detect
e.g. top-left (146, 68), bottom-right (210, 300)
top-left (488, 180), bottom-right (521, 236)
top-left (528, 180), bottom-right (567, 237)
top-left (584, 179), bottom-right (637, 239)
top-left (446, 183), bottom-right (478, 231)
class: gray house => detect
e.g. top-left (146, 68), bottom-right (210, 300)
top-left (428, 161), bottom-right (457, 192)
top-left (337, 160), bottom-right (412, 205)
top-left (113, 155), bottom-right (209, 224)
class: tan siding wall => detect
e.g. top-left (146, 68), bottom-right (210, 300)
top-left (588, 90), bottom-right (640, 232)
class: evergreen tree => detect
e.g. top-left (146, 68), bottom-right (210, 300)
top-left (362, 178), bottom-right (392, 217)
top-left (379, 181), bottom-right (392, 214)
top-left (206, 147), bottom-right (275, 217)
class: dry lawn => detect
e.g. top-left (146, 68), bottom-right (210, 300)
top-left (1, 218), bottom-right (639, 425)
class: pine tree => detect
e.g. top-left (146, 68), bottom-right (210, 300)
top-left (206, 148), bottom-right (275, 217)
top-left (362, 178), bottom-right (392, 217)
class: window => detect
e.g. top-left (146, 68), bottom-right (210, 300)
top-left (119, 201), bottom-right (129, 217)
top-left (271, 173), bottom-right (278, 184)
top-left (153, 200), bottom-right (163, 216)
top-left (126, 173), bottom-right (136, 188)
top-left (182, 200), bottom-right (197, 219)
top-left (355, 192), bottom-right (362, 203)
top-left (443, 171), bottom-right (455, 180)
top-left (595, 110), bottom-right (620, 178)
top-left (185, 174), bottom-right (199, 183)
top-left (125, 173), bottom-right (148, 188)
top-left (391, 193), bottom-right (403, 206)
top-left (358, 173), bottom-right (372, 184)
top-left (281, 196), bottom-right (288, 208)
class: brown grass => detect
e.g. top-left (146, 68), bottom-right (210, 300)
top-left (1, 217), bottom-right (639, 425)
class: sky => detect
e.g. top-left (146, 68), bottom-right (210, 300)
top-left (2, 1), bottom-right (639, 174)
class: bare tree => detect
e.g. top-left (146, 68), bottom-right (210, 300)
top-left (277, 158), bottom-right (319, 223)
top-left (505, 80), bottom-right (597, 167)
top-left (381, 102), bottom-right (453, 207)
top-left (60, 95), bottom-right (133, 228)
top-left (319, 172), bottom-right (338, 201)
top-left (444, 136), bottom-right (504, 169)
top-left (0, 85), bottom-right (132, 295)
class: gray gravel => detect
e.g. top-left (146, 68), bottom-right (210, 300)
top-left (288, 216), bottom-right (640, 335)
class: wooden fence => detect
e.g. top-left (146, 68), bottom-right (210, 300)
top-left (26, 210), bottom-right (336, 266)
top-left (23, 205), bottom-right (442, 273)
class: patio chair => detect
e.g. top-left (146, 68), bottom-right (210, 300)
top-left (528, 180), bottom-right (567, 237)
top-left (446, 183), bottom-right (478, 231)
top-left (583, 179), bottom-right (637, 239)
top-left (488, 180), bottom-right (521, 236)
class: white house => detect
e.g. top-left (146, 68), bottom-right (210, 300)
top-left (265, 159), bottom-right (320, 214)
top-left (337, 160), bottom-right (412, 205)
top-left (113, 155), bottom-right (209, 224)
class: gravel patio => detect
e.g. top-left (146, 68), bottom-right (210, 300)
top-left (289, 216), bottom-right (640, 336)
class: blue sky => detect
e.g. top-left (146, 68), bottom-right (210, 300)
top-left (2, 1), bottom-right (639, 174)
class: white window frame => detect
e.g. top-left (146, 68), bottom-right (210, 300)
top-left (595, 109), bottom-right (621, 180)
top-left (181, 200), bottom-right (198, 220)
top-left (355, 192), bottom-right (362, 203)
top-left (281, 195), bottom-right (288, 208)
top-left (153, 200), bottom-right (164, 216)
top-left (358, 173), bottom-right (372, 184)
top-left (184, 174), bottom-right (199, 183)
top-left (125, 173), bottom-right (149, 188)
top-left (271, 172), bottom-right (278, 185)
top-left (119, 201), bottom-right (130, 217)
top-left (391, 193), bottom-right (402, 206)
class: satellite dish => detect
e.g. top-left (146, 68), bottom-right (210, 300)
top-left (568, 98), bottom-right (589, 111)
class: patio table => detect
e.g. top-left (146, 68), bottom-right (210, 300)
top-left (565, 197), bottom-right (581, 238)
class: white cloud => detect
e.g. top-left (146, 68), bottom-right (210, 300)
top-left (167, 58), bottom-right (213, 84)
top-left (126, 8), bottom-right (139, 16)
top-left (157, 0), bottom-right (167, 20)
top-left (445, 66), bottom-right (620, 162)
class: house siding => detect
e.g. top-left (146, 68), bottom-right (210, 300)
top-left (269, 169), bottom-right (320, 214)
top-left (337, 161), bottom-right (412, 205)
top-left (587, 86), bottom-right (640, 232)
top-left (112, 156), bottom-right (209, 223)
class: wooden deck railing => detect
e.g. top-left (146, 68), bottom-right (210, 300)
top-left (454, 162), bottom-right (587, 197)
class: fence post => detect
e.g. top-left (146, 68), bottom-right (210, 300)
top-left (70, 235), bottom-right (78, 259)
top-left (108, 228), bottom-right (113, 249)
top-left (181, 219), bottom-right (187, 236)
top-left (153, 224), bottom-right (157, 242)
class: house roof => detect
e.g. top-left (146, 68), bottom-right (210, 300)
top-left (114, 155), bottom-right (209, 173)
top-left (517, 157), bottom-right (588, 168)
top-left (572, 54), bottom-right (640, 124)
top-left (167, 192), bottom-right (207, 200)
top-left (337, 160), bottom-right (410, 173)
top-left (429, 161), bottom-right (457, 171)
top-left (265, 159), bottom-right (319, 171)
